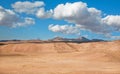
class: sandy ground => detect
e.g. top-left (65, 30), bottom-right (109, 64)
top-left (0, 41), bottom-right (120, 74)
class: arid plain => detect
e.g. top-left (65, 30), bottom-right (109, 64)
top-left (0, 41), bottom-right (120, 74)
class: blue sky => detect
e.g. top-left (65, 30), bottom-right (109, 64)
top-left (0, 0), bottom-right (120, 40)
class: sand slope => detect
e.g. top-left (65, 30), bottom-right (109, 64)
top-left (0, 41), bottom-right (120, 74)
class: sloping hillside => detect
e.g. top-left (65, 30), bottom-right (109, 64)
top-left (0, 41), bottom-right (120, 61)
top-left (0, 40), bottom-right (120, 74)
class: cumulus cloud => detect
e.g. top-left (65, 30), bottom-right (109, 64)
top-left (12, 1), bottom-right (44, 14)
top-left (36, 8), bottom-right (53, 18)
top-left (53, 2), bottom-right (89, 19)
top-left (17, 17), bottom-right (35, 27)
top-left (1, 0), bottom-right (120, 36)
top-left (48, 24), bottom-right (80, 34)
top-left (12, 1), bottom-right (53, 19)
top-left (52, 2), bottom-right (111, 34)
top-left (0, 6), bottom-right (19, 27)
top-left (103, 15), bottom-right (120, 31)
top-left (0, 6), bottom-right (35, 27)
top-left (11, 1), bottom-right (119, 35)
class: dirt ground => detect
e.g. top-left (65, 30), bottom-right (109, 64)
top-left (0, 41), bottom-right (120, 74)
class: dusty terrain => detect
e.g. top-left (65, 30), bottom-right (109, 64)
top-left (0, 41), bottom-right (120, 74)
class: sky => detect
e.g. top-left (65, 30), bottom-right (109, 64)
top-left (0, 0), bottom-right (120, 40)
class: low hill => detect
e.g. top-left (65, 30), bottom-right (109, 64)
top-left (0, 40), bottom-right (120, 74)
top-left (0, 40), bottom-right (120, 61)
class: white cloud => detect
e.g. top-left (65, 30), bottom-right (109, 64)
top-left (36, 8), bottom-right (53, 18)
top-left (52, 2), bottom-right (111, 34)
top-left (11, 1), bottom-right (118, 35)
top-left (53, 2), bottom-right (88, 19)
top-left (17, 17), bottom-right (35, 27)
top-left (12, 1), bottom-right (44, 14)
top-left (8, 1), bottom-right (120, 35)
top-left (0, 6), bottom-right (19, 27)
top-left (49, 24), bottom-right (80, 34)
top-left (12, 1), bottom-right (53, 19)
top-left (103, 15), bottom-right (120, 31)
top-left (0, 6), bottom-right (35, 27)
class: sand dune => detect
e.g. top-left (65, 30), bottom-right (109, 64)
top-left (0, 41), bottom-right (120, 74)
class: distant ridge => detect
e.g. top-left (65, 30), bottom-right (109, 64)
top-left (50, 36), bottom-right (105, 42)
top-left (0, 37), bottom-right (105, 43)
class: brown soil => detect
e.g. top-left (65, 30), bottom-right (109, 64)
top-left (0, 41), bottom-right (120, 74)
